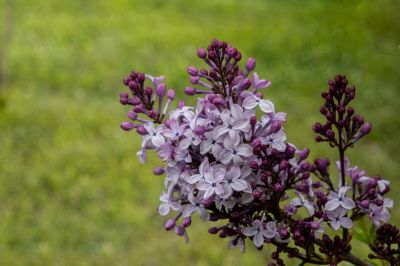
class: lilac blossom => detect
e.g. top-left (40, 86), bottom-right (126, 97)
top-left (290, 192), bottom-right (315, 216)
top-left (242, 220), bottom-right (270, 247)
top-left (325, 186), bottom-right (356, 211)
top-left (326, 207), bottom-right (353, 230)
top-left (242, 92), bottom-right (275, 113)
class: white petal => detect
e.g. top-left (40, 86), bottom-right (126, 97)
top-left (340, 217), bottom-right (353, 229)
top-left (259, 100), bottom-right (275, 113)
top-left (158, 203), bottom-right (170, 216)
top-left (237, 144), bottom-right (253, 157)
top-left (242, 227), bottom-right (257, 237)
top-left (231, 179), bottom-right (248, 191)
top-left (253, 232), bottom-right (264, 247)
top-left (325, 199), bottom-right (340, 211)
top-left (341, 198), bottom-right (356, 210)
top-left (242, 96), bottom-right (257, 110)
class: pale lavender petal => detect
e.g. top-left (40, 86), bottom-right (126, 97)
top-left (242, 227), bottom-right (257, 237)
top-left (341, 198), bottom-right (356, 210)
top-left (325, 199), bottom-right (340, 211)
top-left (340, 217), bottom-right (353, 229)
top-left (158, 203), bottom-right (170, 216)
top-left (253, 232), bottom-right (264, 247)
top-left (242, 96), bottom-right (257, 110)
top-left (231, 179), bottom-right (248, 191)
top-left (259, 100), bottom-right (275, 113)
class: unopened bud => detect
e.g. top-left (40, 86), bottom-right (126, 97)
top-left (156, 83), bottom-right (166, 96)
top-left (120, 122), bottom-right (135, 131)
top-left (167, 89), bottom-right (175, 100)
top-left (127, 110), bottom-right (137, 120)
top-left (136, 125), bottom-right (148, 135)
top-left (360, 122), bottom-right (372, 135)
top-left (197, 48), bottom-right (206, 59)
top-left (184, 87), bottom-right (196, 96)
top-left (187, 66), bottom-right (198, 76)
top-left (190, 76), bottom-right (199, 85)
top-left (245, 57), bottom-right (256, 71)
top-left (164, 219), bottom-right (176, 231)
top-left (153, 167), bottom-right (165, 175)
top-left (194, 125), bottom-right (205, 135)
top-left (182, 217), bottom-right (192, 228)
top-left (240, 79), bottom-right (252, 90)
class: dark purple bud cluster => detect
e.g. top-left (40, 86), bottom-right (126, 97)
top-left (319, 234), bottom-right (351, 265)
top-left (119, 71), bottom-right (175, 131)
top-left (313, 75), bottom-right (371, 147)
top-left (369, 223), bottom-right (400, 265)
top-left (185, 39), bottom-right (259, 102)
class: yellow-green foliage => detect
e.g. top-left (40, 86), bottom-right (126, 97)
top-left (0, 0), bottom-right (399, 265)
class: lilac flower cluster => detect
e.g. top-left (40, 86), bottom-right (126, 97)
top-left (119, 39), bottom-right (395, 266)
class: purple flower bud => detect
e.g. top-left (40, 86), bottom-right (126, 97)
top-left (187, 66), bottom-right (198, 76)
top-left (326, 129), bottom-right (335, 139)
top-left (189, 77), bottom-right (200, 86)
top-left (248, 161), bottom-right (259, 170)
top-left (245, 57), bottom-right (256, 71)
top-left (227, 47), bottom-right (237, 57)
top-left (120, 96), bottom-right (129, 105)
top-left (131, 96), bottom-right (141, 105)
top-left (270, 121), bottom-right (281, 133)
top-left (133, 104), bottom-right (145, 113)
top-left (208, 227), bottom-right (219, 234)
top-left (312, 123), bottom-right (323, 133)
top-left (194, 125), bottom-right (205, 135)
top-left (120, 92), bottom-right (129, 98)
top-left (360, 122), bottom-right (372, 135)
top-left (278, 227), bottom-right (289, 239)
top-left (202, 196), bottom-right (215, 207)
top-left (274, 183), bottom-right (283, 192)
top-left (136, 125), bottom-right (148, 135)
top-left (178, 100), bottom-right (185, 108)
top-left (253, 190), bottom-right (262, 199)
top-left (137, 73), bottom-right (145, 82)
top-left (148, 110), bottom-right (158, 119)
top-left (164, 219), bottom-right (176, 231)
top-left (182, 217), bottom-right (192, 228)
top-left (197, 48), bottom-right (206, 58)
top-left (359, 200), bottom-right (369, 208)
top-left (175, 225), bottom-right (185, 236)
top-left (285, 145), bottom-right (296, 157)
top-left (167, 89), bottom-right (175, 100)
top-left (299, 148), bottom-right (310, 160)
top-left (156, 83), bottom-right (166, 97)
top-left (153, 167), bottom-right (165, 175)
top-left (127, 110), bottom-right (137, 120)
top-left (184, 87), bottom-right (196, 96)
top-left (240, 79), bottom-right (252, 90)
top-left (128, 81), bottom-right (138, 92)
top-left (250, 116), bottom-right (257, 126)
top-left (212, 97), bottom-right (226, 107)
top-left (120, 122), bottom-right (135, 131)
top-left (145, 87), bottom-right (153, 97)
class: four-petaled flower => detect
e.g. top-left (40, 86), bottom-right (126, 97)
top-left (325, 186), bottom-right (356, 211)
top-left (242, 220), bottom-right (270, 247)
top-left (326, 207), bottom-right (353, 230)
top-left (290, 192), bottom-right (315, 216)
top-left (242, 92), bottom-right (275, 113)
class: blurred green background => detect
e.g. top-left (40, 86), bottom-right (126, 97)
top-left (0, 0), bottom-right (399, 265)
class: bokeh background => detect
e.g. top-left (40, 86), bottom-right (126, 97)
top-left (0, 0), bottom-right (399, 265)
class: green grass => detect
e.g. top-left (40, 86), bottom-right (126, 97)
top-left (0, 0), bottom-right (399, 265)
